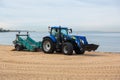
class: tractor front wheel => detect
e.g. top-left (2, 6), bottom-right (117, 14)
top-left (62, 42), bottom-right (73, 55)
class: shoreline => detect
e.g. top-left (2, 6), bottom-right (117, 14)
top-left (0, 32), bottom-right (120, 53)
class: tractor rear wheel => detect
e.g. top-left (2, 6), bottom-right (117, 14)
top-left (75, 48), bottom-right (85, 55)
top-left (62, 42), bottom-right (73, 55)
top-left (42, 38), bottom-right (54, 53)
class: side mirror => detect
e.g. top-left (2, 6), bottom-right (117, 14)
top-left (69, 28), bottom-right (72, 33)
top-left (48, 26), bottom-right (51, 33)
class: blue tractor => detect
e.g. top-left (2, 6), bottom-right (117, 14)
top-left (42, 26), bottom-right (99, 55)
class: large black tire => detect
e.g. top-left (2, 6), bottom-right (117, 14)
top-left (75, 48), bottom-right (85, 55)
top-left (62, 42), bottom-right (73, 55)
top-left (42, 38), bottom-right (54, 53)
top-left (15, 45), bottom-right (23, 51)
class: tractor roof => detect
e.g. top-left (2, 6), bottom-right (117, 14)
top-left (51, 26), bottom-right (68, 29)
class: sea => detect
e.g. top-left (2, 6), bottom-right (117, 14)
top-left (0, 31), bottom-right (120, 52)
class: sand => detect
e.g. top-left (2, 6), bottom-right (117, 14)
top-left (0, 45), bottom-right (120, 80)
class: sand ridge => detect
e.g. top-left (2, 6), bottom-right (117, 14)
top-left (0, 45), bottom-right (120, 80)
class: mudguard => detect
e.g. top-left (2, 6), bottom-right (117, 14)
top-left (43, 35), bottom-right (57, 43)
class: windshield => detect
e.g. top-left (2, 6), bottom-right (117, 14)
top-left (61, 28), bottom-right (68, 35)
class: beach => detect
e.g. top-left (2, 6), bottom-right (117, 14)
top-left (0, 45), bottom-right (120, 80)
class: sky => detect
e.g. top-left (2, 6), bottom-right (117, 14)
top-left (0, 0), bottom-right (120, 32)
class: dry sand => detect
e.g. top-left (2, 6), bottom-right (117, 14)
top-left (0, 45), bottom-right (120, 80)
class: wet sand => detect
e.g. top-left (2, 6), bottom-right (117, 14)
top-left (0, 45), bottom-right (120, 80)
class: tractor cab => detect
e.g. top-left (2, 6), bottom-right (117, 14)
top-left (49, 26), bottom-right (71, 43)
top-left (50, 26), bottom-right (71, 36)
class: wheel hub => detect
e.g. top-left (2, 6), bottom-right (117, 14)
top-left (63, 46), bottom-right (68, 54)
top-left (43, 41), bottom-right (51, 52)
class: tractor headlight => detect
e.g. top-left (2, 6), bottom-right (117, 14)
top-left (72, 36), bottom-right (76, 40)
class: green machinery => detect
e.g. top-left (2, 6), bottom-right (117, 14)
top-left (13, 32), bottom-right (41, 51)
